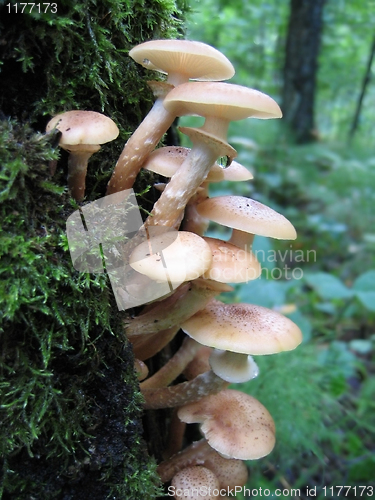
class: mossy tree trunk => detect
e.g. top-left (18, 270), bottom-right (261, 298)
top-left (0, 1), bottom-right (185, 498)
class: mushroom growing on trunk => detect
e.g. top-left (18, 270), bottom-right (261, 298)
top-left (106, 40), bottom-right (235, 194)
top-left (46, 110), bottom-right (119, 201)
top-left (146, 81), bottom-right (282, 228)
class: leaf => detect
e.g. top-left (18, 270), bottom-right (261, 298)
top-left (352, 269), bottom-right (375, 291)
top-left (304, 272), bottom-right (353, 300)
top-left (352, 270), bottom-right (375, 311)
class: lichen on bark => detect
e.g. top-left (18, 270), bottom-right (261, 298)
top-left (0, 0), bottom-right (186, 498)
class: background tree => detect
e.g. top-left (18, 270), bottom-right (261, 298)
top-left (281, 0), bottom-right (326, 143)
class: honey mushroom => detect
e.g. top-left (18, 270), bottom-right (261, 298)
top-left (140, 300), bottom-right (302, 408)
top-left (157, 390), bottom-right (275, 482)
top-left (142, 145), bottom-right (253, 235)
top-left (196, 195), bottom-right (297, 250)
top-left (106, 40), bottom-right (234, 194)
top-left (46, 110), bottom-right (119, 201)
top-left (146, 82), bottom-right (282, 229)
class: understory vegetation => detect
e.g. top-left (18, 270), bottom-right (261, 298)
top-left (185, 0), bottom-right (375, 495)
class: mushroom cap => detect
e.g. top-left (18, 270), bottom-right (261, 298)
top-left (143, 146), bottom-right (253, 182)
top-left (129, 40), bottom-right (234, 81)
top-left (178, 389), bottom-right (276, 460)
top-left (46, 110), bottom-right (119, 146)
top-left (171, 466), bottom-right (220, 499)
top-left (203, 452), bottom-right (248, 489)
top-left (163, 82), bottom-right (282, 121)
top-left (203, 237), bottom-right (261, 283)
top-left (129, 231), bottom-right (212, 283)
top-left (181, 299), bottom-right (302, 355)
top-left (196, 195), bottom-right (297, 240)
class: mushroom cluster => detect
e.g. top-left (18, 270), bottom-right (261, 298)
top-left (48, 38), bottom-right (303, 497)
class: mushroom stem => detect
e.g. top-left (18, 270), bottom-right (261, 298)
top-left (129, 326), bottom-right (180, 361)
top-left (182, 184), bottom-right (210, 235)
top-left (67, 145), bottom-right (100, 201)
top-left (228, 229), bottom-right (255, 251)
top-left (125, 279), bottom-right (229, 337)
top-left (147, 141), bottom-right (219, 228)
top-left (106, 85), bottom-right (176, 194)
top-left (163, 408), bottom-right (187, 460)
top-left (141, 370), bottom-right (228, 409)
top-left (140, 337), bottom-right (201, 389)
top-left (158, 439), bottom-right (215, 482)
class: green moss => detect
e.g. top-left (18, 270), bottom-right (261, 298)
top-left (0, 0), bottom-right (187, 497)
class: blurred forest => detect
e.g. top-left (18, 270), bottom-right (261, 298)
top-left (184, 0), bottom-right (375, 496)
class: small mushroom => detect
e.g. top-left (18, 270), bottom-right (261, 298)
top-left (129, 231), bottom-right (213, 284)
top-left (171, 466), bottom-right (220, 499)
top-left (46, 110), bottom-right (119, 201)
top-left (106, 40), bottom-right (234, 194)
top-left (196, 195), bottom-right (297, 250)
top-left (180, 299), bottom-right (302, 383)
top-left (147, 82), bottom-right (282, 228)
top-left (202, 237), bottom-right (261, 283)
top-left (177, 389), bottom-right (276, 460)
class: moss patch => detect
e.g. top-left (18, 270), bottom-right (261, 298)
top-left (0, 0), bottom-right (186, 497)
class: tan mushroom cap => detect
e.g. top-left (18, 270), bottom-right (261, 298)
top-left (129, 231), bottom-right (212, 283)
top-left (163, 82), bottom-right (282, 121)
top-left (181, 299), bottom-right (303, 355)
top-left (143, 146), bottom-right (253, 182)
top-left (46, 110), bottom-right (119, 148)
top-left (196, 195), bottom-right (297, 240)
top-left (203, 237), bottom-right (261, 283)
top-left (203, 452), bottom-right (248, 489)
top-left (129, 40), bottom-right (235, 82)
top-left (178, 389), bottom-right (276, 460)
top-left (171, 466), bottom-right (220, 499)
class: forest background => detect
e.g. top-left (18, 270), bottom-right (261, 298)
top-left (183, 0), bottom-right (375, 494)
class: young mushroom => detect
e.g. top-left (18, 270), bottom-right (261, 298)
top-left (177, 389), bottom-right (276, 460)
top-left (46, 110), bottom-right (119, 201)
top-left (196, 195), bottom-right (297, 250)
top-left (106, 40), bottom-right (235, 194)
top-left (171, 466), bottom-right (220, 499)
top-left (142, 146), bottom-right (253, 234)
top-left (181, 299), bottom-right (302, 383)
top-left (147, 82), bottom-right (282, 228)
top-left (129, 231), bottom-right (213, 285)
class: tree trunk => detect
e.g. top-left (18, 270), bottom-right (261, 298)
top-left (0, 2), bottom-right (183, 498)
top-left (282, 0), bottom-right (326, 143)
top-left (349, 32), bottom-right (375, 139)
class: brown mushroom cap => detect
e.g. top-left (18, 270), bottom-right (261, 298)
top-left (129, 40), bottom-right (235, 82)
top-left (202, 237), bottom-right (261, 283)
top-left (178, 389), bottom-right (276, 460)
top-left (143, 146), bottom-right (253, 182)
top-left (163, 82), bottom-right (282, 121)
top-left (181, 299), bottom-right (302, 355)
top-left (196, 195), bottom-right (297, 240)
top-left (129, 231), bottom-right (212, 283)
top-left (203, 452), bottom-right (248, 490)
top-left (171, 466), bottom-right (220, 499)
top-left (46, 110), bottom-right (119, 148)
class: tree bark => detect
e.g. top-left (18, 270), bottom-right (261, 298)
top-left (0, 2), bottom-right (183, 498)
top-left (282, 0), bottom-right (326, 143)
top-left (349, 32), bottom-right (375, 139)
